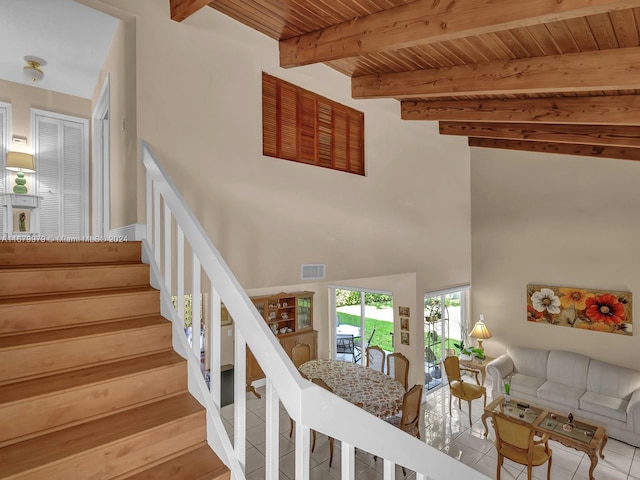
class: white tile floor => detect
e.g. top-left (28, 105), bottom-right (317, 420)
top-left (220, 379), bottom-right (640, 480)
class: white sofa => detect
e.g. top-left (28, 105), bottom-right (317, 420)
top-left (486, 346), bottom-right (640, 447)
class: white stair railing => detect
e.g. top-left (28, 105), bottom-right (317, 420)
top-left (140, 141), bottom-right (489, 480)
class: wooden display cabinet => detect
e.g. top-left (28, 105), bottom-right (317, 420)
top-left (227, 291), bottom-right (316, 398)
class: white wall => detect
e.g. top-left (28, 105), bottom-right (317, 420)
top-left (470, 147), bottom-right (640, 369)
top-left (0, 79), bottom-right (90, 192)
top-left (93, 0), bottom-right (471, 291)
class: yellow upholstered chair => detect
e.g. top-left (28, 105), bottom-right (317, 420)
top-left (310, 377), bottom-right (335, 467)
top-left (366, 345), bottom-right (386, 372)
top-left (386, 352), bottom-right (409, 391)
top-left (492, 412), bottom-right (553, 480)
top-left (442, 355), bottom-right (486, 426)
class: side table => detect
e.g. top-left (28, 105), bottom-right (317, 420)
top-left (0, 193), bottom-right (43, 237)
top-left (458, 355), bottom-right (495, 386)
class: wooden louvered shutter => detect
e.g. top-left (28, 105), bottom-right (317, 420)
top-left (317, 100), bottom-right (333, 168)
top-left (262, 73), bottom-right (364, 176)
top-left (349, 112), bottom-right (364, 174)
top-left (279, 82), bottom-right (298, 160)
top-left (262, 73), bottom-right (278, 157)
top-left (299, 91), bottom-right (316, 165)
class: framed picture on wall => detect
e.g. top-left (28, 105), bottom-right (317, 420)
top-left (400, 316), bottom-right (409, 331)
top-left (13, 209), bottom-right (30, 233)
top-left (400, 332), bottom-right (410, 345)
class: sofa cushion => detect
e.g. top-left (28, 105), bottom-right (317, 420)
top-left (546, 350), bottom-right (589, 390)
top-left (587, 359), bottom-right (640, 401)
top-left (538, 381), bottom-right (584, 409)
top-left (510, 373), bottom-right (546, 398)
top-left (580, 391), bottom-right (628, 422)
top-left (508, 346), bottom-right (549, 380)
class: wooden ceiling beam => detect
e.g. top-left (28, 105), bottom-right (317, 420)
top-left (170, 0), bottom-right (211, 22)
top-left (469, 137), bottom-right (640, 161)
top-left (352, 46), bottom-right (640, 99)
top-left (279, 0), bottom-right (640, 67)
top-left (401, 96), bottom-right (640, 125)
top-left (440, 121), bottom-right (640, 148)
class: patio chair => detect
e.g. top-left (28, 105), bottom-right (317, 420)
top-left (336, 334), bottom-right (357, 362)
top-left (354, 326), bottom-right (376, 363)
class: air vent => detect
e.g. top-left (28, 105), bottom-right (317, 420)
top-left (301, 263), bottom-right (325, 280)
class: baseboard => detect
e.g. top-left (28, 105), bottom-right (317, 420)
top-left (108, 223), bottom-right (146, 241)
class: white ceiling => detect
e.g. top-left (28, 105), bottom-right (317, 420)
top-left (0, 0), bottom-right (119, 99)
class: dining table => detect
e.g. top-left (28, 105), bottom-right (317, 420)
top-left (299, 359), bottom-right (405, 418)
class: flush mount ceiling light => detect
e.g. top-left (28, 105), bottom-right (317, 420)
top-left (23, 55), bottom-right (47, 82)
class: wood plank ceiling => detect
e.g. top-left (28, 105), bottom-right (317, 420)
top-left (170, 0), bottom-right (640, 161)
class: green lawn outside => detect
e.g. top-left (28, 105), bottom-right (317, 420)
top-left (336, 312), bottom-right (394, 352)
top-left (337, 311), bottom-right (460, 362)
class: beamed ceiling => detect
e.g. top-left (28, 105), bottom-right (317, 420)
top-left (170, 0), bottom-right (640, 161)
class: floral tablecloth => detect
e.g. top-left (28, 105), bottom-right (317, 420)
top-left (299, 359), bottom-right (404, 418)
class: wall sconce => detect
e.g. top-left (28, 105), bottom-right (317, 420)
top-left (6, 152), bottom-right (35, 194)
top-left (470, 314), bottom-right (492, 350)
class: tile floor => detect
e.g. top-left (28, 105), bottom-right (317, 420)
top-left (220, 378), bottom-right (640, 480)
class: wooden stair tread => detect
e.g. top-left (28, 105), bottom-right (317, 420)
top-left (126, 445), bottom-right (230, 480)
top-left (0, 261), bottom-right (143, 270)
top-left (0, 393), bottom-right (204, 476)
top-left (0, 315), bottom-right (168, 347)
top-left (0, 285), bottom-right (157, 306)
top-left (0, 350), bottom-right (185, 403)
top-left (0, 241), bottom-right (142, 266)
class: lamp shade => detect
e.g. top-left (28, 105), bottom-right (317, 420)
top-left (470, 315), bottom-right (492, 351)
top-left (6, 152), bottom-right (35, 172)
top-left (470, 320), bottom-right (492, 340)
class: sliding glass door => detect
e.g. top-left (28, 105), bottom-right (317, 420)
top-left (331, 287), bottom-right (393, 364)
top-left (424, 286), bottom-right (469, 391)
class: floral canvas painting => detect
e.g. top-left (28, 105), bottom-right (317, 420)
top-left (526, 284), bottom-right (632, 335)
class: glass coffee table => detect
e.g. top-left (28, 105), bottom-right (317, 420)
top-left (482, 396), bottom-right (608, 480)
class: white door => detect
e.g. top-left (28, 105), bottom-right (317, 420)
top-left (0, 102), bottom-right (9, 236)
top-left (33, 109), bottom-right (89, 238)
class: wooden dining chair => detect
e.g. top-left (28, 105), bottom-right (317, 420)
top-left (366, 345), bottom-right (385, 372)
top-left (442, 355), bottom-right (486, 426)
top-left (492, 411), bottom-right (553, 480)
top-left (386, 352), bottom-right (409, 390)
top-left (378, 384), bottom-right (423, 476)
top-left (310, 377), bottom-right (335, 467)
top-left (291, 343), bottom-right (311, 368)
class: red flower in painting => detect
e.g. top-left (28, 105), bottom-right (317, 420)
top-left (585, 294), bottom-right (626, 325)
top-left (527, 305), bottom-right (543, 322)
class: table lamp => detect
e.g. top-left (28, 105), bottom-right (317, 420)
top-left (6, 152), bottom-right (35, 194)
top-left (470, 314), bottom-right (492, 350)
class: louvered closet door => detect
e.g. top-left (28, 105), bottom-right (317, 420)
top-left (35, 112), bottom-right (88, 238)
top-left (0, 103), bottom-right (8, 236)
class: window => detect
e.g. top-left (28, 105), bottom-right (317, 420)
top-left (262, 72), bottom-right (365, 175)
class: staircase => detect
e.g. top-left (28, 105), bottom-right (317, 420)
top-left (0, 241), bottom-right (230, 480)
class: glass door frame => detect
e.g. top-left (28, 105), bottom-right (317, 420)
top-left (330, 285), bottom-right (393, 365)
top-left (423, 285), bottom-right (470, 391)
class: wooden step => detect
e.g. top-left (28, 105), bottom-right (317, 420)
top-left (124, 445), bottom-right (230, 480)
top-left (0, 263), bottom-right (150, 298)
top-left (0, 287), bottom-right (160, 334)
top-left (0, 351), bottom-right (187, 446)
top-left (0, 316), bottom-right (172, 384)
top-left (0, 393), bottom-right (207, 480)
top-left (0, 241), bottom-right (142, 267)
